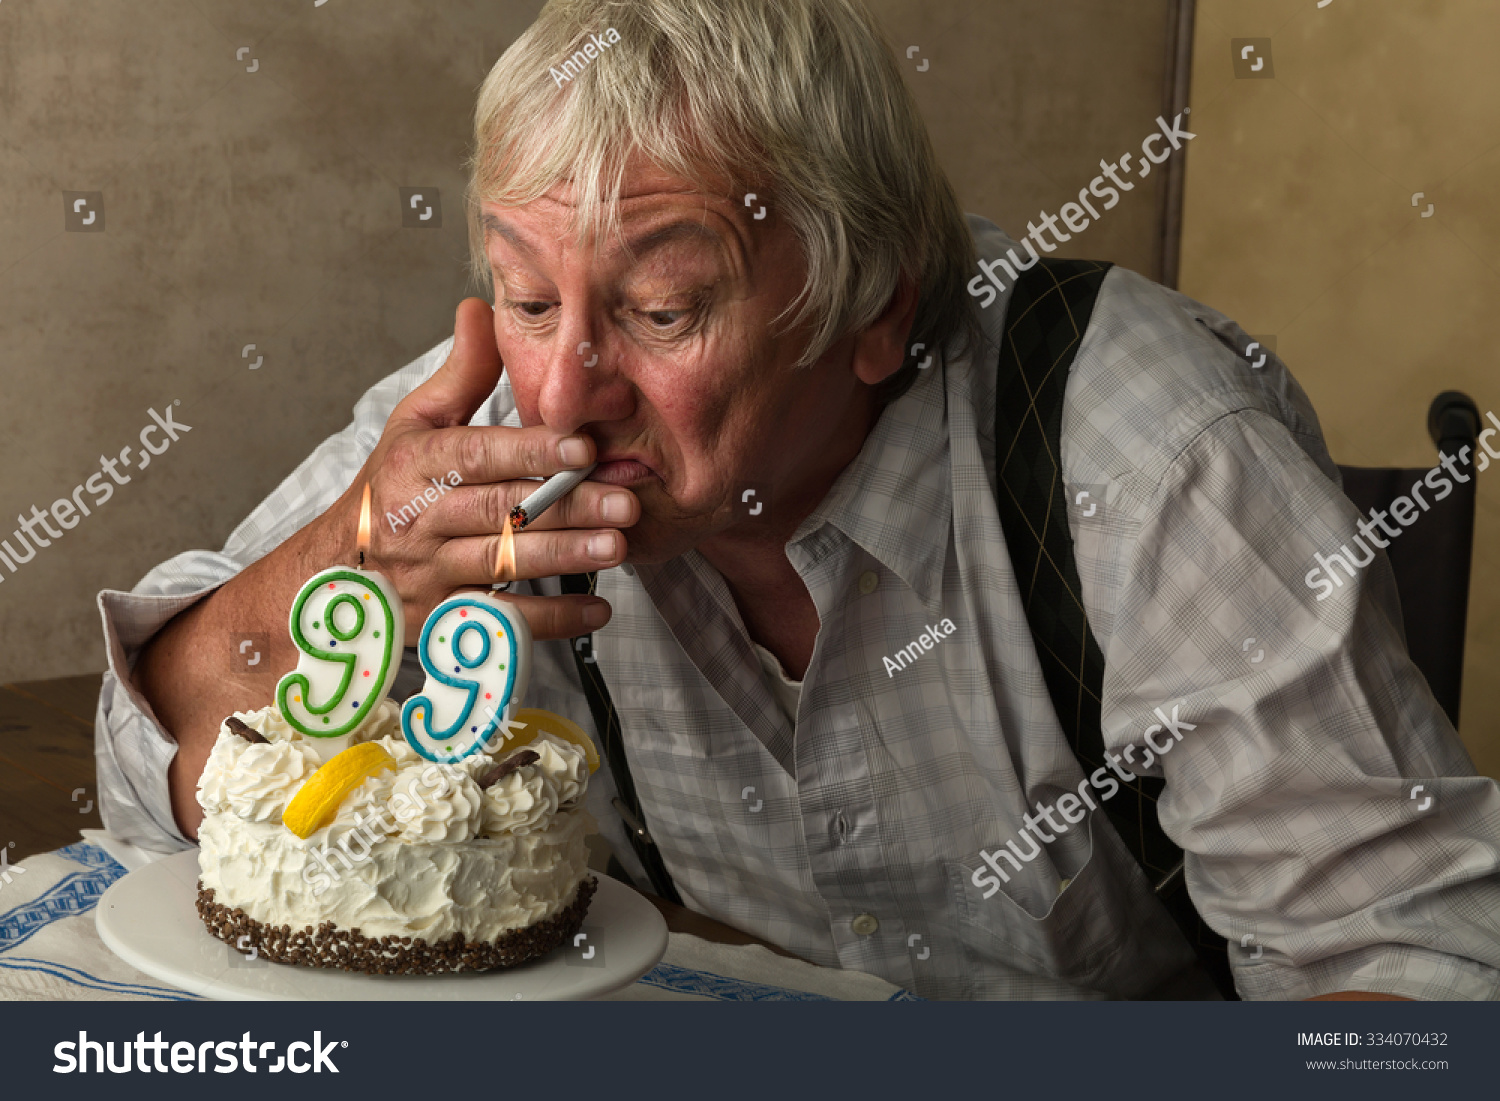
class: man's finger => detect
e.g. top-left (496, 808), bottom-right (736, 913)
top-left (419, 482), bottom-right (638, 538)
top-left (414, 424), bottom-right (596, 486)
top-left (435, 529), bottom-right (627, 588)
top-left (440, 591), bottom-right (612, 643)
top-left (390, 298), bottom-right (503, 431)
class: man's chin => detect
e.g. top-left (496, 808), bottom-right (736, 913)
top-left (618, 517), bottom-right (711, 566)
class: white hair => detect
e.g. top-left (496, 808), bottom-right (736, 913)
top-left (465, 0), bottom-right (981, 389)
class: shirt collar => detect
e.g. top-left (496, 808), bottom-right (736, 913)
top-left (788, 354), bottom-right (952, 612)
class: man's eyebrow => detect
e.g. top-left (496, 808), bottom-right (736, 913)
top-left (621, 220), bottom-right (721, 258)
top-left (482, 213), bottom-right (723, 261)
top-left (482, 213), bottom-right (532, 254)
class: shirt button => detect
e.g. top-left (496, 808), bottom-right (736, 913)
top-left (857, 571), bottom-right (878, 595)
top-left (852, 913), bottom-right (879, 936)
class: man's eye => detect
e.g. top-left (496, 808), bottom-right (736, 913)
top-left (502, 298), bottom-right (553, 318)
top-left (645, 310), bottom-right (687, 328)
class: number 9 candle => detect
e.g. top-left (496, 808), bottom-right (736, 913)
top-left (401, 592), bottom-right (532, 763)
top-left (276, 485), bottom-right (405, 747)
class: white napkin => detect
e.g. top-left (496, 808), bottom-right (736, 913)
top-left (19, 837), bottom-right (913, 1001)
top-left (79, 828), bottom-right (179, 874)
top-left (598, 932), bottom-right (911, 1001)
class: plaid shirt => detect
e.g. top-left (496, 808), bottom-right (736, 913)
top-left (95, 215), bottom-right (1500, 1000)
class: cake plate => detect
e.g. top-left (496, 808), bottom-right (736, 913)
top-left (96, 850), bottom-right (668, 1001)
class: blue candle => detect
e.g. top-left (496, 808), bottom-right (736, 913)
top-left (401, 592), bottom-right (533, 763)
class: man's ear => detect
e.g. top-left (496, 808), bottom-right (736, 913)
top-left (850, 276), bottom-right (920, 386)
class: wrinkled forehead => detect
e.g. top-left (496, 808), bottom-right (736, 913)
top-left (480, 139), bottom-right (758, 249)
top-left (478, 163), bottom-right (757, 275)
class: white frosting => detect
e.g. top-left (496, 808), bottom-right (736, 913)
top-left (196, 729), bottom-right (322, 823)
top-left (196, 700), bottom-right (596, 941)
top-left (345, 699), bottom-right (404, 747)
top-left (482, 767), bottom-right (560, 836)
top-left (198, 809), bottom-right (591, 941)
top-left (389, 765), bottom-right (484, 843)
top-left (528, 732), bottom-right (590, 805)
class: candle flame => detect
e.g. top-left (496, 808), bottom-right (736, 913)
top-left (494, 515), bottom-right (517, 583)
top-left (357, 483), bottom-right (373, 558)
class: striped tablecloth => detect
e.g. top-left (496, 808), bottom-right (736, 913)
top-left (0, 838), bottom-right (917, 1002)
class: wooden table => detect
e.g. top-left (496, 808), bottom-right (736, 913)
top-left (0, 674), bottom-right (104, 860)
top-left (0, 673), bottom-right (800, 961)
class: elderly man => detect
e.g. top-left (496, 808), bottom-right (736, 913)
top-left (95, 0), bottom-right (1500, 1000)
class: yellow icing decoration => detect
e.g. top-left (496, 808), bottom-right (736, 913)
top-left (282, 742), bottom-right (397, 838)
top-left (508, 708), bottom-right (600, 773)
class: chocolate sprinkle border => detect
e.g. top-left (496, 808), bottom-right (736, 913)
top-left (196, 876), bottom-right (596, 975)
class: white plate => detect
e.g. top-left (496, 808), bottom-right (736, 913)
top-left (96, 850), bottom-right (667, 1001)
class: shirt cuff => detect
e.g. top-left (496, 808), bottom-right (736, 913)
top-left (92, 583), bottom-right (223, 853)
top-left (1235, 944), bottom-right (1500, 1001)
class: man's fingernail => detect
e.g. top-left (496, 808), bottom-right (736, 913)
top-left (601, 493), bottom-right (631, 522)
top-left (558, 437), bottom-right (589, 467)
top-left (588, 533), bottom-right (617, 561)
top-left (583, 603), bottom-right (610, 629)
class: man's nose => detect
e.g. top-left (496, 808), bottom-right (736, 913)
top-left (537, 321), bottom-right (619, 433)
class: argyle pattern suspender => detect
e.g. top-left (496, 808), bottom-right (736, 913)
top-left (993, 257), bottom-right (1232, 997)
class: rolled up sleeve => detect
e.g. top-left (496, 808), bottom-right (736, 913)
top-left (1105, 408), bottom-right (1500, 1001)
top-left (93, 338), bottom-right (457, 852)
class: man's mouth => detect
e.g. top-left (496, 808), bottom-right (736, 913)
top-left (592, 456), bottom-right (656, 486)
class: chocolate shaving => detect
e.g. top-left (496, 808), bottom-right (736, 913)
top-left (196, 877), bottom-right (596, 974)
top-left (477, 749), bottom-right (539, 789)
top-left (225, 716), bottom-right (268, 745)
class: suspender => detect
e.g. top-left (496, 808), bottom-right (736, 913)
top-left (993, 258), bottom-right (1233, 998)
top-left (561, 256), bottom-right (1233, 996)
top-left (558, 571), bottom-right (682, 905)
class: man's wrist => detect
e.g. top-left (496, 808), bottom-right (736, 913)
top-left (144, 513), bottom-right (348, 838)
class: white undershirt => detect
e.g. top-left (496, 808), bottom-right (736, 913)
top-left (751, 640), bottom-right (803, 729)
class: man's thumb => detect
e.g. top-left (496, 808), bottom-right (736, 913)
top-left (397, 298), bottom-right (504, 429)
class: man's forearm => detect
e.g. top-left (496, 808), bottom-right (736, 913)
top-left (136, 514), bottom-right (345, 840)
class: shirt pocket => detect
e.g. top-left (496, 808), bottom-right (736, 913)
top-left (946, 815), bottom-right (1132, 986)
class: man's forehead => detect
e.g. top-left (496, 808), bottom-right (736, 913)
top-left (481, 208), bottom-right (722, 260)
top-left (480, 179), bottom-right (750, 266)
top-left (484, 153), bottom-right (741, 227)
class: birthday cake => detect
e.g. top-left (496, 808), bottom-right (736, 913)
top-left (194, 579), bottom-right (600, 975)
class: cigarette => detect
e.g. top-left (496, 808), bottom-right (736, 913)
top-left (508, 463), bottom-right (598, 530)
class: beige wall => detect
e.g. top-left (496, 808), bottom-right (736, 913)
top-left (1179, 0), bottom-right (1500, 771)
top-left (0, 2), bottom-right (1176, 680)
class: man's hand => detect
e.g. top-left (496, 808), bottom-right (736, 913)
top-left (318, 296), bottom-right (633, 641)
top-left (138, 298), bottom-right (635, 840)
